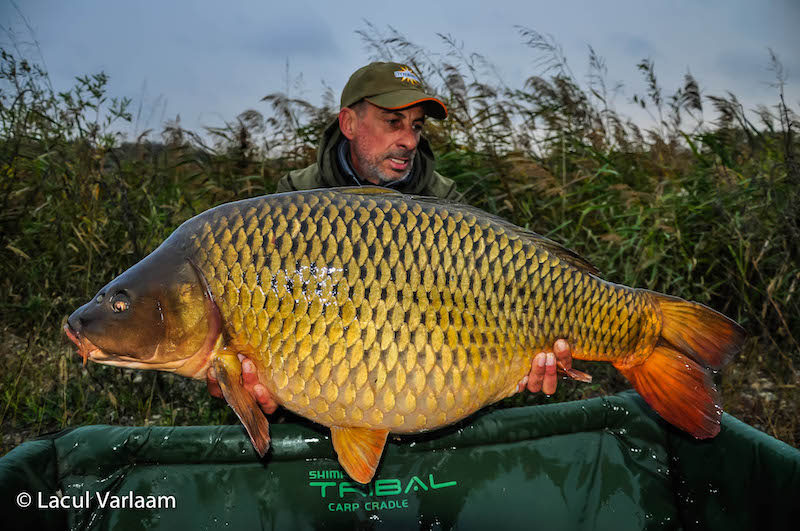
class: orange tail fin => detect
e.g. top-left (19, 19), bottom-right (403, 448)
top-left (615, 293), bottom-right (745, 439)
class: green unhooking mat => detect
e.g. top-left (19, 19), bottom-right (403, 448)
top-left (2, 391), bottom-right (798, 530)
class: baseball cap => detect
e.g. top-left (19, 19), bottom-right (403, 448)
top-left (340, 62), bottom-right (448, 119)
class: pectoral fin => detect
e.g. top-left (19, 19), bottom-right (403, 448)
top-left (211, 355), bottom-right (271, 457)
top-left (330, 426), bottom-right (389, 484)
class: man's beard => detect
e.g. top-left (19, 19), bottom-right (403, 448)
top-left (351, 142), bottom-right (415, 185)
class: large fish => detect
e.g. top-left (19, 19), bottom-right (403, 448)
top-left (65, 187), bottom-right (745, 483)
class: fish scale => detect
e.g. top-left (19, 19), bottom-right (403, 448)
top-left (184, 189), bottom-right (651, 432)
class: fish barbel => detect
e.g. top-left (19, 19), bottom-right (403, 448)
top-left (65, 187), bottom-right (745, 483)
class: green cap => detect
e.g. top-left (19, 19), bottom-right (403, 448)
top-left (340, 62), bottom-right (448, 119)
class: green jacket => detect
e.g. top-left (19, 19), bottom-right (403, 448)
top-left (276, 119), bottom-right (460, 200)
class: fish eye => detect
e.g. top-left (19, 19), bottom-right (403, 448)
top-left (110, 292), bottom-right (130, 313)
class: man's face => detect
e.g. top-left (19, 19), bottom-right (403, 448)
top-left (341, 103), bottom-right (426, 185)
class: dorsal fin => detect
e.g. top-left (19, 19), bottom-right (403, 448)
top-left (517, 230), bottom-right (601, 276)
top-left (333, 186), bottom-right (401, 196)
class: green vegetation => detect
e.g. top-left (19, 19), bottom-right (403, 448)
top-left (1, 27), bottom-right (798, 455)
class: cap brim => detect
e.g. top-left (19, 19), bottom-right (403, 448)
top-left (366, 90), bottom-right (448, 120)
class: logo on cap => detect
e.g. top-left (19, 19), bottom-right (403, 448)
top-left (394, 66), bottom-right (421, 85)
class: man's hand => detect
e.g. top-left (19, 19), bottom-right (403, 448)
top-left (207, 354), bottom-right (278, 415)
top-left (517, 339), bottom-right (573, 396)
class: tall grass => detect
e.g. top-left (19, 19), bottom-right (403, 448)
top-left (1, 26), bottom-right (798, 454)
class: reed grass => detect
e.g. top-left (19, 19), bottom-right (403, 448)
top-left (1, 27), bottom-right (797, 454)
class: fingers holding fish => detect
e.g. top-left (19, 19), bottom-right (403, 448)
top-left (208, 358), bottom-right (278, 414)
top-left (554, 339), bottom-right (571, 372)
top-left (543, 353), bottom-right (558, 395)
top-left (515, 374), bottom-right (529, 393)
top-left (206, 368), bottom-right (223, 398)
top-left (527, 351), bottom-right (557, 395)
top-left (239, 355), bottom-right (279, 415)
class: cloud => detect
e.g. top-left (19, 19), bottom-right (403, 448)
top-left (247, 16), bottom-right (339, 57)
top-left (7, 0), bottom-right (796, 137)
top-left (716, 48), bottom-right (776, 83)
top-left (616, 34), bottom-right (660, 59)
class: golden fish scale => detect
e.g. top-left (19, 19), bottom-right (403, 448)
top-left (184, 190), bottom-right (661, 433)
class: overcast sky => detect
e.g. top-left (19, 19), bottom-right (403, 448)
top-left (2, 0), bottom-right (798, 139)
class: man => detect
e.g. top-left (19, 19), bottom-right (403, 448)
top-left (275, 62), bottom-right (460, 199)
top-left (208, 62), bottom-right (575, 414)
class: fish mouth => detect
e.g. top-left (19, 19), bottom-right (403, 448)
top-left (64, 323), bottom-right (101, 366)
top-left (63, 322), bottom-right (174, 370)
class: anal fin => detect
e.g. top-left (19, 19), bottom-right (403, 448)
top-left (331, 426), bottom-right (389, 484)
top-left (212, 355), bottom-right (271, 457)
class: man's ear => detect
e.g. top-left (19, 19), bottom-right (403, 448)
top-left (339, 107), bottom-right (357, 140)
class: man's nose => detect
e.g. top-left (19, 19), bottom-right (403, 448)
top-left (397, 126), bottom-right (419, 151)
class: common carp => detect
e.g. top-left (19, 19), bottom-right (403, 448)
top-left (65, 187), bottom-right (745, 483)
